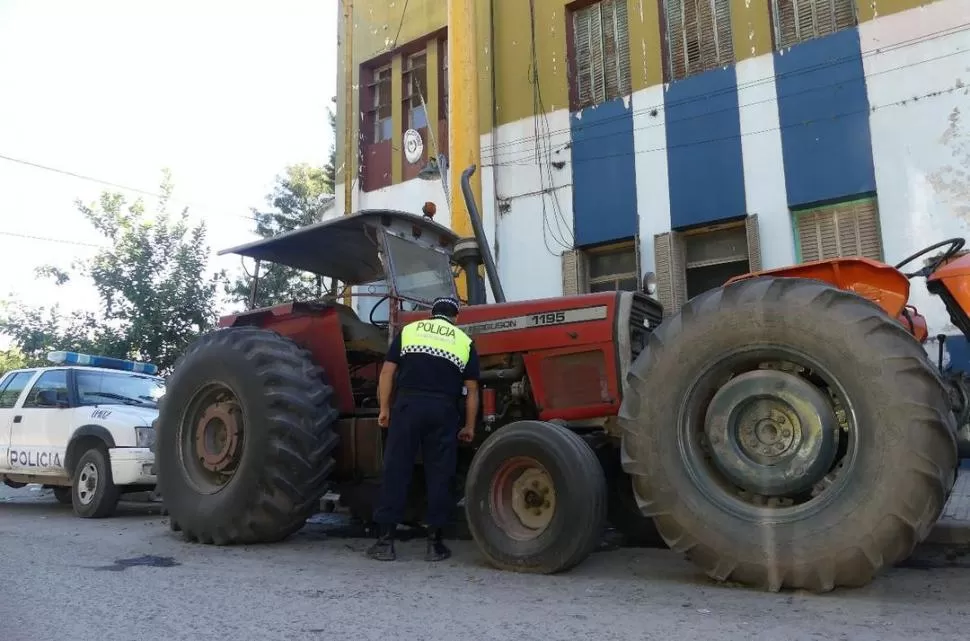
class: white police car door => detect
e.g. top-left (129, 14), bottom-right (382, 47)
top-left (0, 371), bottom-right (35, 474)
top-left (8, 370), bottom-right (71, 475)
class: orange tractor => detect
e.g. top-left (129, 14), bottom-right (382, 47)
top-left (155, 166), bottom-right (967, 592)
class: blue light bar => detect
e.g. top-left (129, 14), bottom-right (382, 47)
top-left (47, 351), bottom-right (159, 376)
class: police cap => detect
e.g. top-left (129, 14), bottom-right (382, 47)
top-left (431, 296), bottom-right (461, 320)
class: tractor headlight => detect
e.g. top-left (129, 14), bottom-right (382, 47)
top-left (135, 426), bottom-right (156, 449)
top-left (642, 271), bottom-right (658, 296)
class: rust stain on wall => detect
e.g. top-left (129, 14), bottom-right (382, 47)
top-left (927, 96), bottom-right (970, 221)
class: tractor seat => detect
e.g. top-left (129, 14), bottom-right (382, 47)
top-left (330, 303), bottom-right (390, 354)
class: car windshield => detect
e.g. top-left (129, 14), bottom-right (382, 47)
top-left (384, 233), bottom-right (456, 304)
top-left (76, 369), bottom-right (166, 408)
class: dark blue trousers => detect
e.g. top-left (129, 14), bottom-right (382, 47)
top-left (373, 393), bottom-right (460, 529)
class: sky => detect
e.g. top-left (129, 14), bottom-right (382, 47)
top-left (0, 0), bottom-right (338, 328)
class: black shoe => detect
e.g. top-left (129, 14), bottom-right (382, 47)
top-left (366, 526), bottom-right (396, 561)
top-left (425, 528), bottom-right (451, 562)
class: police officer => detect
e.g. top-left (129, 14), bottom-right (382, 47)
top-left (366, 296), bottom-right (480, 562)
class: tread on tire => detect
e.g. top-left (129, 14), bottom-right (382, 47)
top-left (618, 276), bottom-right (958, 592)
top-left (156, 327), bottom-right (339, 545)
top-left (465, 420), bottom-right (607, 574)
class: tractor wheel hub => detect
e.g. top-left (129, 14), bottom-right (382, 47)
top-left (704, 369), bottom-right (839, 497)
top-left (489, 457), bottom-right (557, 540)
top-left (195, 402), bottom-right (241, 473)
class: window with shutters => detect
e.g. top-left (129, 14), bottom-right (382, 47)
top-left (561, 240), bottom-right (639, 295)
top-left (682, 223), bottom-right (753, 298)
top-left (360, 34), bottom-right (447, 192)
top-left (368, 65), bottom-right (393, 144)
top-left (569, 0), bottom-right (632, 110)
top-left (662, 0), bottom-right (735, 82)
top-left (771, 0), bottom-right (856, 50)
top-left (793, 197), bottom-right (883, 263)
top-left (360, 60), bottom-right (395, 192)
top-left (403, 53), bottom-right (428, 130)
top-left (588, 243), bottom-right (639, 292)
top-left (653, 215), bottom-right (761, 311)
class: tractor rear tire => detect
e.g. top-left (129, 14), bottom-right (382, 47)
top-left (619, 276), bottom-right (958, 592)
top-left (464, 420), bottom-right (607, 574)
top-left (156, 327), bottom-right (339, 545)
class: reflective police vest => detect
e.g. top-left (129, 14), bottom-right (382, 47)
top-left (400, 318), bottom-right (472, 371)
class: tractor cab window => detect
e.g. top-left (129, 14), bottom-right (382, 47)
top-left (383, 233), bottom-right (456, 305)
top-left (358, 280), bottom-right (391, 323)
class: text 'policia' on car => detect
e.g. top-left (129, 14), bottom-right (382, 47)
top-left (0, 350), bottom-right (164, 518)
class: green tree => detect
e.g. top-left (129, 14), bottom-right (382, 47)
top-left (0, 299), bottom-right (101, 366)
top-left (324, 95), bottom-right (337, 194)
top-left (0, 170), bottom-right (224, 374)
top-left (228, 161), bottom-right (335, 308)
top-left (0, 347), bottom-right (28, 377)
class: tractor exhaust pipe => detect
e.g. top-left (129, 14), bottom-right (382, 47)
top-left (460, 164), bottom-right (506, 304)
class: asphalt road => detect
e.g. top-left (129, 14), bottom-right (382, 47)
top-left (2, 486), bottom-right (970, 641)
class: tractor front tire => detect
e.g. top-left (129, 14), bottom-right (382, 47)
top-left (156, 327), bottom-right (339, 545)
top-left (619, 277), bottom-right (958, 592)
top-left (465, 420), bottom-right (607, 574)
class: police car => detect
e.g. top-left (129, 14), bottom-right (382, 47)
top-left (0, 351), bottom-right (163, 518)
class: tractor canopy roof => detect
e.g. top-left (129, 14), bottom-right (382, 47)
top-left (218, 209), bottom-right (461, 285)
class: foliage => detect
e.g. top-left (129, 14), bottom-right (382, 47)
top-left (0, 347), bottom-right (29, 377)
top-left (228, 100), bottom-right (339, 308)
top-left (0, 170), bottom-right (224, 374)
top-left (324, 95), bottom-right (337, 194)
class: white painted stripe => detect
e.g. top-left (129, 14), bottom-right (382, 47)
top-left (632, 84), bottom-right (671, 275)
top-left (861, 0), bottom-right (970, 335)
top-left (489, 109), bottom-right (575, 301)
top-left (737, 55), bottom-right (793, 269)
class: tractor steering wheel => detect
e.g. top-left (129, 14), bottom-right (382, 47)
top-left (893, 238), bottom-right (965, 278)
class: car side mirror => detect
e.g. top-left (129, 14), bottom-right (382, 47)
top-left (36, 389), bottom-right (68, 408)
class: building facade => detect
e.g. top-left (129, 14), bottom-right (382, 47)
top-left (334, 0), bottom-right (970, 366)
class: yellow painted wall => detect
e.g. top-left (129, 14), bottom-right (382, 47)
top-left (731, 0), bottom-right (773, 60)
top-left (854, 0), bottom-right (938, 22)
top-left (628, 0), bottom-right (665, 89)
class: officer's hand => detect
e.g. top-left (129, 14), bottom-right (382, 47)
top-left (458, 426), bottom-right (475, 443)
top-left (378, 409), bottom-right (390, 428)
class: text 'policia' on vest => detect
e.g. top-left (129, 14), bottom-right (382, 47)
top-left (400, 318), bottom-right (472, 371)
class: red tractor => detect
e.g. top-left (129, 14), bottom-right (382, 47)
top-left (155, 166), bottom-right (967, 592)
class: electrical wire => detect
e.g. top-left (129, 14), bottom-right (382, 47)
top-left (528, 0), bottom-right (573, 255)
top-left (483, 44), bottom-right (970, 165)
top-left (0, 152), bottom-right (263, 224)
top-left (480, 21), bottom-right (970, 157)
top-left (533, 16), bottom-right (573, 249)
top-left (483, 80), bottom-right (963, 168)
top-left (390, 0), bottom-right (411, 49)
top-left (481, 21), bottom-right (970, 155)
top-left (0, 230), bottom-right (106, 248)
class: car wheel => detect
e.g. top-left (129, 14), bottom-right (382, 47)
top-left (72, 446), bottom-right (121, 518)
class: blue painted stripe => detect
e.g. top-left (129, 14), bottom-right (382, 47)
top-left (775, 28), bottom-right (876, 207)
top-left (665, 66), bottom-right (746, 229)
top-left (570, 97), bottom-right (638, 246)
